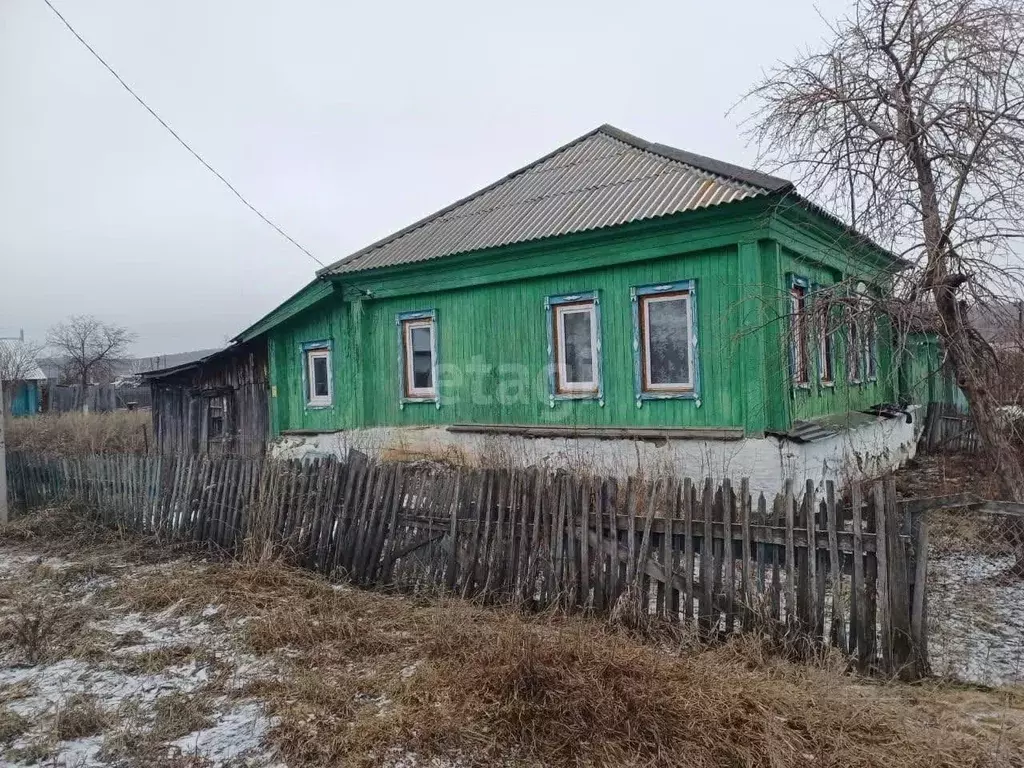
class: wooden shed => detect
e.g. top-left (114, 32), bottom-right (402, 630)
top-left (143, 341), bottom-right (269, 456)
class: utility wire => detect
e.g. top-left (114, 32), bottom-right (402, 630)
top-left (40, 0), bottom-right (324, 267)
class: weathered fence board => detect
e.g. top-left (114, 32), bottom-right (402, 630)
top-left (4, 450), bottom-right (928, 677)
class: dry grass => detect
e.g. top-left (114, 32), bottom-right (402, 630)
top-left (54, 693), bottom-right (110, 740)
top-left (114, 558), bottom-right (1024, 768)
top-left (150, 691), bottom-right (215, 742)
top-left (4, 410), bottom-right (150, 456)
top-left (0, 706), bottom-right (30, 744)
top-left (3, 508), bottom-right (1023, 767)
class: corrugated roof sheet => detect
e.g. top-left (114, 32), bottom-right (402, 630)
top-left (321, 125), bottom-right (792, 276)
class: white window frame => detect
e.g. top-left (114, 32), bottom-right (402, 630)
top-left (402, 318), bottom-right (436, 400)
top-left (640, 291), bottom-right (695, 392)
top-left (305, 347), bottom-right (333, 407)
top-left (553, 301), bottom-right (599, 395)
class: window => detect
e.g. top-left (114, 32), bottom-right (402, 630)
top-left (632, 281), bottom-right (699, 401)
top-left (546, 292), bottom-right (601, 400)
top-left (847, 284), bottom-right (878, 384)
top-left (207, 396), bottom-right (226, 440)
top-left (863, 318), bottom-right (878, 381)
top-left (790, 276), bottom-right (810, 386)
top-left (848, 318), bottom-right (863, 383)
top-left (398, 311), bottom-right (437, 401)
top-left (302, 342), bottom-right (332, 407)
top-left (816, 297), bottom-right (835, 385)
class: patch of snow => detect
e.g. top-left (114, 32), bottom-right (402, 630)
top-left (929, 553), bottom-right (1024, 686)
top-left (170, 701), bottom-right (279, 767)
top-left (50, 734), bottom-right (104, 767)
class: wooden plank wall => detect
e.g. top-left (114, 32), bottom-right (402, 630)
top-left (4, 450), bottom-right (928, 678)
top-left (148, 342), bottom-right (268, 457)
top-left (920, 401), bottom-right (980, 453)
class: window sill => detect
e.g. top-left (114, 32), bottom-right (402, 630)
top-left (400, 396), bottom-right (438, 405)
top-left (819, 380), bottom-right (835, 389)
top-left (792, 383), bottom-right (812, 392)
top-left (551, 391), bottom-right (602, 401)
top-left (636, 390), bottom-right (699, 401)
top-left (305, 402), bottom-right (333, 410)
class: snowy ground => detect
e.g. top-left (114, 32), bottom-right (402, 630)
top-left (929, 553), bottom-right (1024, 686)
top-left (0, 550), bottom-right (283, 767)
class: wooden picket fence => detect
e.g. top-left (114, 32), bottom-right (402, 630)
top-left (4, 450), bottom-right (929, 678)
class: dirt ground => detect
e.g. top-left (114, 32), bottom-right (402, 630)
top-left (0, 507), bottom-right (1022, 768)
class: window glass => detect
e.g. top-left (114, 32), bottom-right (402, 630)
top-left (410, 325), bottom-right (433, 389)
top-left (644, 295), bottom-right (690, 387)
top-left (312, 355), bottom-right (329, 397)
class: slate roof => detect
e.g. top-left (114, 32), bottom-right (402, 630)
top-left (320, 124), bottom-right (793, 276)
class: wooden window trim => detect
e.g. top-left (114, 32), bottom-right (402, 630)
top-left (639, 290), bottom-right (694, 393)
top-left (789, 276), bottom-right (811, 388)
top-left (401, 316), bottom-right (437, 401)
top-left (552, 301), bottom-right (599, 395)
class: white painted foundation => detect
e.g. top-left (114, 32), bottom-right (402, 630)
top-left (271, 406), bottom-right (924, 500)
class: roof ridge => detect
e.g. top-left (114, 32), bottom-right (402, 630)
top-left (595, 124), bottom-right (792, 192)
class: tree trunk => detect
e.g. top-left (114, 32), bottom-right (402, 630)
top-left (903, 106), bottom-right (1024, 570)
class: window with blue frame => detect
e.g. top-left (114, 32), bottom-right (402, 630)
top-left (632, 280), bottom-right (699, 402)
top-left (397, 310), bottom-right (438, 402)
top-left (546, 292), bottom-right (602, 401)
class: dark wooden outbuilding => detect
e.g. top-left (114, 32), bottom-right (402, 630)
top-left (143, 341), bottom-right (269, 456)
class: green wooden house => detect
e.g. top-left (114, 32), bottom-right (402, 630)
top-left (234, 125), bottom-right (926, 492)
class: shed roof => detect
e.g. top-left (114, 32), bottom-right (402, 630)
top-left (319, 124), bottom-right (793, 276)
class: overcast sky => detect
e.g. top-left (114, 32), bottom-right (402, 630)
top-left (0, 0), bottom-right (848, 356)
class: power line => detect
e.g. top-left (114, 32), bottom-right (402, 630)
top-left (40, 0), bottom-right (324, 267)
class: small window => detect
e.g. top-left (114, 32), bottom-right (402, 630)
top-left (399, 312), bottom-right (437, 401)
top-left (790, 277), bottom-right (810, 386)
top-left (550, 297), bottom-right (599, 396)
top-left (208, 396), bottom-right (226, 440)
top-left (633, 282), bottom-right (698, 398)
top-left (304, 345), bottom-right (332, 407)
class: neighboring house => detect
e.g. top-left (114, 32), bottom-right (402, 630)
top-left (0, 339), bottom-right (46, 417)
top-left (231, 124), bottom-right (942, 494)
top-left (141, 341), bottom-right (268, 456)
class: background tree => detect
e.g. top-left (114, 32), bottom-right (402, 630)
top-left (47, 316), bottom-right (135, 410)
top-left (741, 0), bottom-right (1024, 499)
top-left (0, 338), bottom-right (45, 415)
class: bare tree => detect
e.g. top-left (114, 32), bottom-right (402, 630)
top-left (46, 316), bottom-right (135, 410)
top-left (741, 0), bottom-right (1024, 499)
top-left (0, 338), bottom-right (45, 415)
